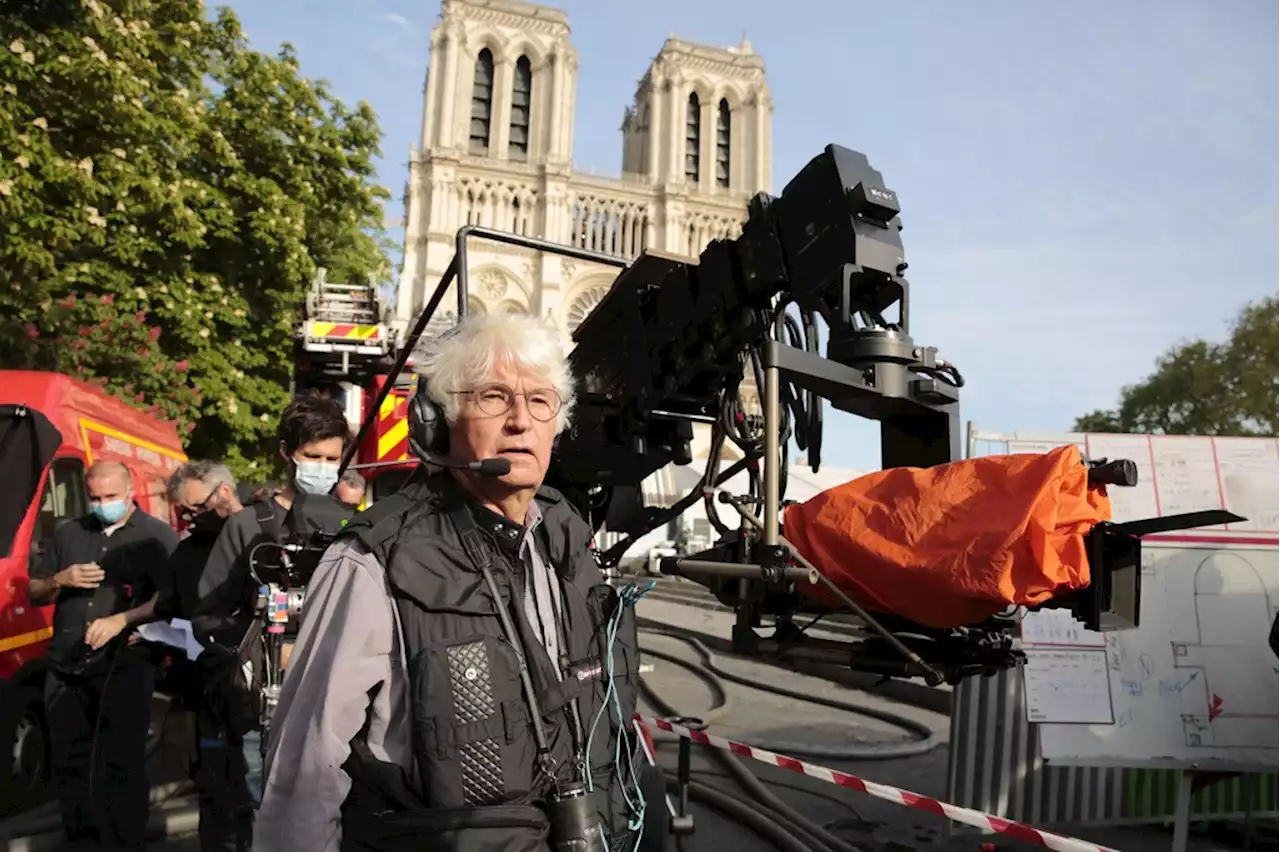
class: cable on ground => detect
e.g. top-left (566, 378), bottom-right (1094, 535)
top-left (640, 628), bottom-right (942, 760)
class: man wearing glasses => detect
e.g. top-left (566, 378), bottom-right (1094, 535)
top-left (256, 313), bottom-right (649, 852)
top-left (162, 460), bottom-right (258, 852)
top-left (166, 461), bottom-right (244, 620)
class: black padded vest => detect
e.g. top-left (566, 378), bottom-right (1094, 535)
top-left (338, 474), bottom-right (642, 852)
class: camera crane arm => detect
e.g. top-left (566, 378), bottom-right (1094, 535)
top-left (347, 144), bottom-right (1243, 687)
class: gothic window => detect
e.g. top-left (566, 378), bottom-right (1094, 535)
top-left (509, 55), bottom-right (532, 161)
top-left (566, 286), bottom-right (608, 333)
top-left (684, 92), bottom-right (701, 183)
top-left (715, 99), bottom-right (731, 188)
top-left (470, 49), bottom-right (494, 155)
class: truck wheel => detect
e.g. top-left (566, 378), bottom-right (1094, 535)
top-left (0, 682), bottom-right (51, 816)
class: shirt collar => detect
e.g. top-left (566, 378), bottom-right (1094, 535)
top-left (468, 499), bottom-right (542, 556)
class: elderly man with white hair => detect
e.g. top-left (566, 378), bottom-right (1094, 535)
top-left (255, 313), bottom-right (648, 852)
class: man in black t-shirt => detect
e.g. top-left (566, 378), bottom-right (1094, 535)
top-left (27, 460), bottom-right (177, 852)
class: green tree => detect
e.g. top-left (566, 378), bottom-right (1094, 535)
top-left (1074, 297), bottom-right (1279, 437)
top-left (0, 0), bottom-right (390, 479)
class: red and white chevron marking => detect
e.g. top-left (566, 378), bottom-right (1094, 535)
top-left (635, 715), bottom-right (1119, 852)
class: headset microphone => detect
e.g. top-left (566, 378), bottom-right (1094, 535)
top-left (427, 456), bottom-right (512, 477)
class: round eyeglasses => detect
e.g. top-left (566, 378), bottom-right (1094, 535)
top-left (454, 384), bottom-right (562, 422)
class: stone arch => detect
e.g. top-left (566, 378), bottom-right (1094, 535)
top-left (688, 78), bottom-right (715, 104)
top-left (466, 296), bottom-right (487, 316)
top-left (712, 84), bottom-right (746, 111)
top-left (563, 278), bottom-right (613, 333)
top-left (503, 38), bottom-right (545, 67)
top-left (469, 32), bottom-right (508, 65)
top-left (494, 298), bottom-right (530, 315)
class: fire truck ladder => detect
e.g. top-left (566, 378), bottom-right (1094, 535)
top-left (296, 267), bottom-right (395, 381)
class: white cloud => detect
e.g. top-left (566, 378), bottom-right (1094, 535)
top-left (382, 12), bottom-right (417, 34)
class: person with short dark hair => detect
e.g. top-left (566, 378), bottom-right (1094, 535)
top-left (191, 393), bottom-right (356, 848)
top-left (27, 460), bottom-right (177, 852)
top-left (194, 393), bottom-right (353, 645)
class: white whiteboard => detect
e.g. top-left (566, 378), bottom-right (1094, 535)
top-left (993, 430), bottom-right (1280, 770)
top-left (977, 430), bottom-right (1279, 543)
top-left (1023, 543), bottom-right (1279, 771)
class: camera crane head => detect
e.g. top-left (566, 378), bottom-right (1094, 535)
top-left (552, 145), bottom-right (962, 540)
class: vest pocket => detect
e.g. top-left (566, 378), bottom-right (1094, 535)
top-left (342, 803), bottom-right (550, 852)
top-left (412, 633), bottom-right (538, 809)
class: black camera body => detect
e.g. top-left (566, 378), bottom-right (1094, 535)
top-left (249, 492), bottom-right (353, 591)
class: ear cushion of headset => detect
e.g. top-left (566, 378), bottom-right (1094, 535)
top-left (409, 388), bottom-right (448, 460)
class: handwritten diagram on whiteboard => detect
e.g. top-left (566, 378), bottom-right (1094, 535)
top-left (1023, 649), bottom-right (1114, 724)
top-left (1026, 544), bottom-right (1279, 771)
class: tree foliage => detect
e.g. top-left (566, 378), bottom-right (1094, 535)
top-left (0, 0), bottom-right (390, 479)
top-left (1074, 297), bottom-right (1279, 437)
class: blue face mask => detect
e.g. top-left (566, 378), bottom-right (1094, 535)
top-left (91, 499), bottom-right (129, 525)
top-left (294, 458), bottom-right (340, 496)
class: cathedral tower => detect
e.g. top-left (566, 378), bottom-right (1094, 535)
top-left (621, 37), bottom-right (772, 196)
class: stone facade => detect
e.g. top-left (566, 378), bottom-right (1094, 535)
top-left (396, 0), bottom-right (773, 361)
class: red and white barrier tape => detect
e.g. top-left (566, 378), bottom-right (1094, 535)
top-left (635, 715), bottom-right (1119, 852)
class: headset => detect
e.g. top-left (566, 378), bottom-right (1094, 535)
top-left (407, 380), bottom-right (450, 462)
top-left (406, 380), bottom-right (512, 476)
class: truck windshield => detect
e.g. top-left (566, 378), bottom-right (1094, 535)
top-left (31, 457), bottom-right (88, 564)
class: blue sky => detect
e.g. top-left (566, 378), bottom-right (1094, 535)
top-left (221, 0), bottom-right (1277, 473)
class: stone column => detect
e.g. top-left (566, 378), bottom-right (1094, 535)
top-left (667, 77), bottom-right (684, 182)
top-left (699, 94), bottom-right (713, 192)
top-left (753, 92), bottom-right (767, 193)
top-left (647, 76), bottom-right (665, 183)
top-left (530, 58), bottom-right (550, 161)
top-left (439, 29), bottom-right (460, 151)
top-left (562, 50), bottom-right (578, 162)
top-left (548, 53), bottom-right (564, 161)
top-left (492, 55), bottom-right (512, 157)
top-left (421, 32), bottom-right (442, 149)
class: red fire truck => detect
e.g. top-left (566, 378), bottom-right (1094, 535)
top-left (291, 267), bottom-right (418, 500)
top-left (0, 371), bottom-right (188, 813)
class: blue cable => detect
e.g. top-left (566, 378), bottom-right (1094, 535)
top-left (581, 581), bottom-right (656, 851)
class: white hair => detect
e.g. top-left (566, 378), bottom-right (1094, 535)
top-left (167, 460), bottom-right (237, 503)
top-left (416, 312), bottom-right (577, 434)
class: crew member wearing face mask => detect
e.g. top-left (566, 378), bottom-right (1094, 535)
top-left (26, 460), bottom-right (178, 852)
top-left (190, 393), bottom-right (353, 825)
top-left (193, 393), bottom-right (352, 648)
top-left (158, 460), bottom-right (252, 852)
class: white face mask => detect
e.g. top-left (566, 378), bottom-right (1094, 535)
top-left (293, 457), bottom-right (339, 495)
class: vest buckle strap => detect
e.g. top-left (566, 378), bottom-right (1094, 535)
top-left (500, 700), bottom-right (524, 744)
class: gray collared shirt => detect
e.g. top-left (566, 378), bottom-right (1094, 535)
top-left (253, 507), bottom-right (564, 852)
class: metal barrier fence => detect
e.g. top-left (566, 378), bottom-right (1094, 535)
top-left (945, 423), bottom-right (1278, 829)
